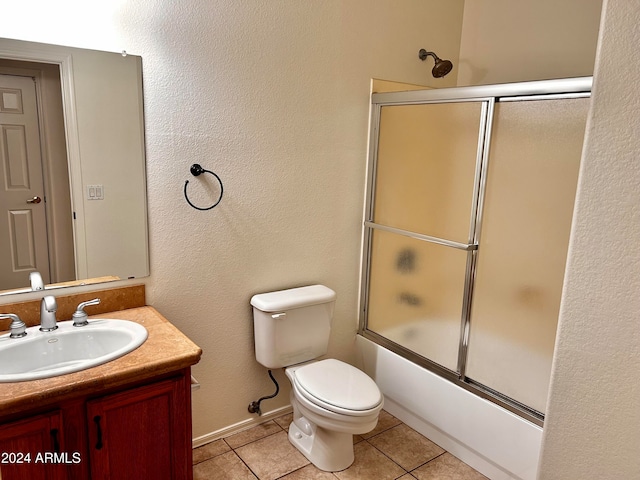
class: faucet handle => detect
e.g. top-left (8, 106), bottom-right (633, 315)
top-left (0, 313), bottom-right (27, 338)
top-left (72, 298), bottom-right (101, 327)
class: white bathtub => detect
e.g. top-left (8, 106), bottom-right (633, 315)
top-left (356, 335), bottom-right (543, 480)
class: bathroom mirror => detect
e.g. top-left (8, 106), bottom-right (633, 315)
top-left (0, 37), bottom-right (149, 295)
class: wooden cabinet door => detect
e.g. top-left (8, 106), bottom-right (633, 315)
top-left (86, 375), bottom-right (192, 480)
top-left (0, 411), bottom-right (67, 480)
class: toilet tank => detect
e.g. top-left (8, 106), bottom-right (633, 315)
top-left (251, 285), bottom-right (337, 369)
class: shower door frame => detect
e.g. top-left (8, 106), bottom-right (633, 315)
top-left (359, 77), bottom-right (592, 426)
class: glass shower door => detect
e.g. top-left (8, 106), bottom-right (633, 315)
top-left (365, 101), bottom-right (486, 372)
top-left (464, 97), bottom-right (589, 413)
top-left (361, 78), bottom-right (592, 421)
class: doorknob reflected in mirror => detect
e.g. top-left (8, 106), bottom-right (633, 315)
top-left (26, 196), bottom-right (42, 204)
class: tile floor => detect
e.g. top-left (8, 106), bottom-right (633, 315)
top-left (193, 410), bottom-right (488, 480)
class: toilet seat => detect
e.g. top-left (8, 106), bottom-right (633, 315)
top-left (291, 359), bottom-right (382, 416)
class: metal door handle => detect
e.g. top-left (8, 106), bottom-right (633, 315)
top-left (50, 428), bottom-right (60, 453)
top-left (26, 196), bottom-right (42, 204)
top-left (94, 415), bottom-right (103, 450)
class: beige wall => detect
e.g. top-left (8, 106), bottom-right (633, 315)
top-left (137, 0), bottom-right (464, 439)
top-left (0, 0), bottom-right (465, 438)
top-left (371, 79), bottom-right (430, 93)
top-left (538, 1), bottom-right (640, 477)
top-left (458, 0), bottom-right (603, 86)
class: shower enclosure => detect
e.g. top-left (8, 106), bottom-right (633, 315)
top-left (359, 77), bottom-right (591, 424)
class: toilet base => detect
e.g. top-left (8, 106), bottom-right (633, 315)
top-left (288, 417), bottom-right (354, 472)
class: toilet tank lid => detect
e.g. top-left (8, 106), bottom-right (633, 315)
top-left (250, 285), bottom-right (336, 312)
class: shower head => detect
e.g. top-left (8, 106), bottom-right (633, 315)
top-left (418, 49), bottom-right (453, 78)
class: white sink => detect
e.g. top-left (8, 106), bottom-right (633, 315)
top-left (0, 319), bottom-right (148, 382)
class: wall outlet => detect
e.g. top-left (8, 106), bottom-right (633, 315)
top-left (87, 184), bottom-right (104, 200)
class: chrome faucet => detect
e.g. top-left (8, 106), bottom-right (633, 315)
top-left (40, 295), bottom-right (58, 332)
top-left (29, 271), bottom-right (44, 291)
top-left (72, 298), bottom-right (101, 327)
top-left (0, 313), bottom-right (27, 338)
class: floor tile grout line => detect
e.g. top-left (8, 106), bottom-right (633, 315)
top-left (274, 464), bottom-right (305, 480)
top-left (192, 420), bottom-right (289, 467)
top-left (394, 473), bottom-right (413, 480)
top-left (228, 440), bottom-right (265, 480)
top-left (272, 463), bottom-right (340, 480)
top-left (361, 421), bottom-right (402, 441)
top-left (191, 440), bottom-right (232, 466)
top-left (361, 437), bottom-right (411, 475)
top-left (360, 421), bottom-right (418, 474)
top-left (230, 427), bottom-right (311, 480)
top-left (362, 424), bottom-right (451, 476)
top-left (407, 451), bottom-right (448, 475)
top-left (223, 420), bottom-right (288, 451)
top-left (236, 452), bottom-right (261, 480)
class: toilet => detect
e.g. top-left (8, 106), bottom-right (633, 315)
top-left (251, 285), bottom-right (383, 472)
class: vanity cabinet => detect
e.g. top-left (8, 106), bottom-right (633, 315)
top-left (0, 369), bottom-right (193, 480)
top-left (0, 411), bottom-right (67, 480)
top-left (87, 375), bottom-right (191, 480)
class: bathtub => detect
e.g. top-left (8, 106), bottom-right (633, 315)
top-left (356, 335), bottom-right (543, 480)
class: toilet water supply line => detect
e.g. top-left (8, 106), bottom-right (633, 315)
top-left (248, 370), bottom-right (280, 416)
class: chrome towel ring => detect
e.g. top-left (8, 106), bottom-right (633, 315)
top-left (184, 164), bottom-right (224, 211)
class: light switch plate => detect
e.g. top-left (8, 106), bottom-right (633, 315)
top-left (87, 184), bottom-right (104, 200)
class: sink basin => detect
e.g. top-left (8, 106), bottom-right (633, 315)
top-left (0, 319), bottom-right (148, 382)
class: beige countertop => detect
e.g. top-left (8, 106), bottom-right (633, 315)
top-left (0, 306), bottom-right (202, 419)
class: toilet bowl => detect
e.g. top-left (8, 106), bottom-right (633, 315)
top-left (285, 359), bottom-right (383, 471)
top-left (251, 285), bottom-right (384, 471)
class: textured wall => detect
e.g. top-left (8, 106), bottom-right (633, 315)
top-left (129, 0), bottom-right (464, 438)
top-left (0, 0), bottom-right (464, 437)
top-left (458, 0), bottom-right (603, 86)
top-left (538, 1), bottom-right (640, 478)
